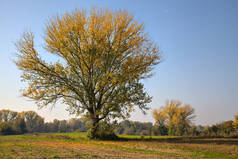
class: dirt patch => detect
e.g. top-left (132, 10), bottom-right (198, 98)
top-left (31, 140), bottom-right (172, 159)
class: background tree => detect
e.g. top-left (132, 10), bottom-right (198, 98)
top-left (189, 125), bottom-right (200, 136)
top-left (233, 113), bottom-right (238, 130)
top-left (23, 111), bottom-right (45, 133)
top-left (58, 120), bottom-right (68, 133)
top-left (174, 104), bottom-right (195, 135)
top-left (52, 119), bottom-right (60, 132)
top-left (0, 110), bottom-right (18, 123)
top-left (12, 114), bottom-right (27, 134)
top-left (44, 122), bottom-right (54, 132)
top-left (15, 7), bottom-right (160, 138)
top-left (216, 120), bottom-right (234, 136)
top-left (152, 108), bottom-right (168, 135)
top-left (0, 110), bottom-right (27, 134)
top-left (115, 120), bottom-right (153, 135)
top-left (68, 118), bottom-right (87, 132)
top-left (161, 100), bottom-right (181, 135)
top-left (153, 100), bottom-right (195, 136)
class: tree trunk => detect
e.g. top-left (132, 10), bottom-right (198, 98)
top-left (87, 116), bottom-right (100, 139)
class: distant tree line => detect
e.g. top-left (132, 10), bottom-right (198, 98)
top-left (0, 109), bottom-right (238, 137)
top-left (115, 120), bottom-right (153, 136)
top-left (198, 120), bottom-right (236, 137)
top-left (0, 109), bottom-right (87, 135)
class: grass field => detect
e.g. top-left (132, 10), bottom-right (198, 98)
top-left (0, 133), bottom-right (238, 159)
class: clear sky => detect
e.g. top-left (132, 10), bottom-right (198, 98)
top-left (0, 0), bottom-right (237, 125)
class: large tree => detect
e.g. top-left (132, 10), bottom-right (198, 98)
top-left (15, 7), bottom-right (160, 138)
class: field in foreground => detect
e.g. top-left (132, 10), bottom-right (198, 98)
top-left (0, 133), bottom-right (238, 159)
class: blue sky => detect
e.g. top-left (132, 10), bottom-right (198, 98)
top-left (0, 0), bottom-right (237, 125)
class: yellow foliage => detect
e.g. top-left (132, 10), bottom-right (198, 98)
top-left (233, 114), bottom-right (238, 129)
top-left (153, 100), bottom-right (195, 129)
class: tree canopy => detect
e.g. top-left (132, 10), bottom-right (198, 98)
top-left (15, 7), bottom-right (160, 138)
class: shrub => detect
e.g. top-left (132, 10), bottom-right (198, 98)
top-left (0, 122), bottom-right (15, 135)
top-left (87, 120), bottom-right (118, 140)
top-left (140, 130), bottom-right (150, 136)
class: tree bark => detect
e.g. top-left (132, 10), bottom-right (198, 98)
top-left (87, 115), bottom-right (100, 139)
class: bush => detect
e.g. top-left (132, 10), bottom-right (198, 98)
top-left (140, 135), bottom-right (145, 140)
top-left (228, 131), bottom-right (238, 138)
top-left (140, 130), bottom-right (150, 136)
top-left (0, 122), bottom-right (15, 135)
top-left (87, 120), bottom-right (118, 140)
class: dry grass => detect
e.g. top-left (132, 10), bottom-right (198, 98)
top-left (0, 133), bottom-right (237, 159)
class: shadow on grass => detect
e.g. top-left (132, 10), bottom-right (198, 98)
top-left (115, 136), bottom-right (238, 145)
